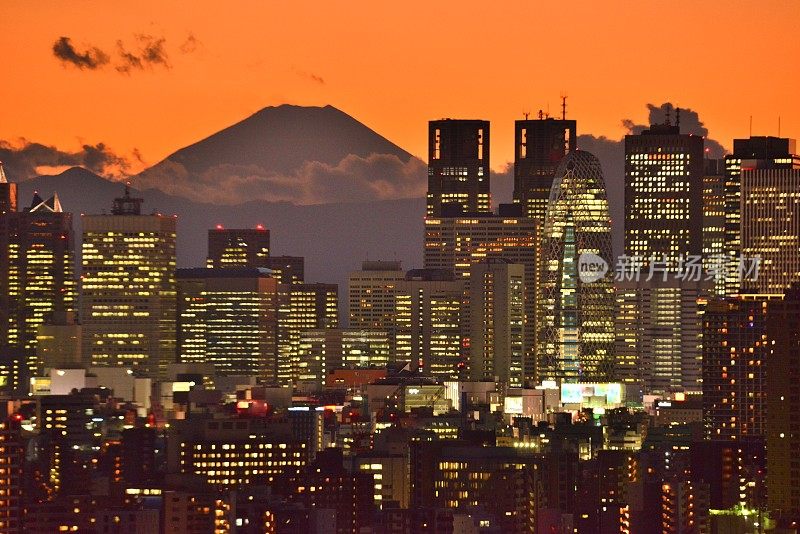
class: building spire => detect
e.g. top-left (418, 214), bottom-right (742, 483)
top-left (0, 161), bottom-right (7, 184)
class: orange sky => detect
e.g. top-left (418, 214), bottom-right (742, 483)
top-left (1, 1), bottom-right (798, 174)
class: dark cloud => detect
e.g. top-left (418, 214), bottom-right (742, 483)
top-left (623, 103), bottom-right (726, 157)
top-left (134, 153), bottom-right (426, 205)
top-left (117, 34), bottom-right (170, 73)
top-left (52, 36), bottom-right (110, 70)
top-left (53, 34), bottom-right (179, 74)
top-left (0, 139), bottom-right (130, 181)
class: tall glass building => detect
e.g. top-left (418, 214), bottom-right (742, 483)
top-left (538, 151), bottom-right (615, 382)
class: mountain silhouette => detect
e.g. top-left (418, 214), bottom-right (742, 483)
top-left (133, 104), bottom-right (426, 204)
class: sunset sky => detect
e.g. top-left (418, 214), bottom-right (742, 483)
top-left (1, 1), bottom-right (798, 174)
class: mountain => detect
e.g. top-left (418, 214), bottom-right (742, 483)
top-left (133, 104), bottom-right (427, 205)
top-left (17, 168), bottom-right (424, 312)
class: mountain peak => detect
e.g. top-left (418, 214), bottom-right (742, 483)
top-left (133, 104), bottom-right (425, 205)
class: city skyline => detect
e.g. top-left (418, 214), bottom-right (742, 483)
top-left (2, 3), bottom-right (800, 532)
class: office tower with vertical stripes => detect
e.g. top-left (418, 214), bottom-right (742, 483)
top-left (427, 119), bottom-right (491, 217)
top-left (0, 189), bottom-right (76, 393)
top-left (625, 122), bottom-right (704, 269)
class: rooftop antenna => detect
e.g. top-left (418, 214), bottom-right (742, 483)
top-left (538, 109), bottom-right (544, 120)
top-left (664, 103), bottom-right (672, 126)
top-left (561, 95), bottom-right (567, 120)
top-left (676, 107), bottom-right (681, 131)
top-left (523, 109), bottom-right (530, 120)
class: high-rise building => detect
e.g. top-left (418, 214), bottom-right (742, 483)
top-left (624, 122), bottom-right (704, 269)
top-left (724, 136), bottom-right (800, 294)
top-left (348, 261), bottom-right (405, 357)
top-left (513, 115), bottom-right (576, 221)
top-left (424, 216), bottom-right (538, 383)
top-left (81, 185), bottom-right (176, 378)
top-left (426, 119), bottom-right (490, 217)
top-left (766, 285), bottom-right (800, 525)
top-left (206, 225), bottom-right (270, 269)
top-left (614, 275), bottom-right (712, 394)
top-left (703, 159), bottom-right (726, 296)
top-left (538, 151), bottom-right (615, 382)
top-left (296, 328), bottom-right (390, 388)
top-left (0, 192), bottom-right (76, 392)
top-left (402, 269), bottom-right (464, 378)
top-left (264, 255), bottom-right (305, 284)
top-left (277, 283), bottom-right (338, 386)
top-left (740, 157), bottom-right (800, 293)
top-left (469, 260), bottom-right (525, 386)
top-left (0, 162), bottom-right (17, 215)
top-left (176, 268), bottom-right (278, 381)
top-left (702, 294), bottom-right (782, 442)
top-left (348, 263), bottom-right (465, 379)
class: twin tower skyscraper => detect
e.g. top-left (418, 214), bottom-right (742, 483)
top-left (424, 115), bottom-right (615, 385)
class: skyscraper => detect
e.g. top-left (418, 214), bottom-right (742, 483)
top-left (538, 150), bottom-right (614, 382)
top-left (426, 119), bottom-right (490, 217)
top-left (766, 285), bottom-right (800, 525)
top-left (176, 268), bottom-right (278, 381)
top-left (424, 216), bottom-right (537, 383)
top-left (614, 275), bottom-right (711, 394)
top-left (513, 115), bottom-right (576, 221)
top-left (624, 122), bottom-right (704, 268)
top-left (348, 263), bottom-right (465, 378)
top-left (402, 269), bottom-right (464, 378)
top-left (276, 283), bottom-right (338, 386)
top-left (469, 259), bottom-right (525, 386)
top-left (724, 136), bottom-right (800, 294)
top-left (206, 226), bottom-right (270, 269)
top-left (0, 192), bottom-right (76, 392)
top-left (740, 157), bottom-right (800, 292)
top-left (703, 158), bottom-right (726, 296)
top-left (702, 294), bottom-right (781, 442)
top-left (81, 185), bottom-right (176, 378)
top-left (348, 261), bottom-right (406, 358)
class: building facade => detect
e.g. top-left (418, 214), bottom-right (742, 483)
top-left (0, 192), bottom-right (76, 392)
top-left (427, 119), bottom-right (491, 217)
top-left (468, 260), bottom-right (525, 386)
top-left (424, 216), bottom-right (538, 383)
top-left (513, 116), bottom-right (576, 221)
top-left (277, 283), bottom-right (338, 386)
top-left (724, 136), bottom-right (800, 294)
top-left (614, 275), bottom-right (712, 394)
top-left (81, 185), bottom-right (176, 378)
top-left (741, 166), bottom-right (800, 293)
top-left (177, 268), bottom-right (278, 381)
top-left (624, 123), bottom-right (704, 269)
top-left (702, 294), bottom-right (782, 442)
top-left (206, 226), bottom-right (270, 269)
top-left (538, 151), bottom-right (615, 382)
